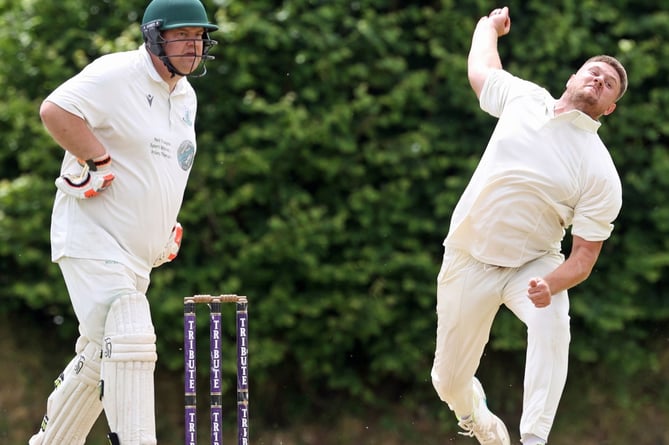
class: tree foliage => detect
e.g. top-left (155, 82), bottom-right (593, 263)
top-left (2, 0), bottom-right (669, 425)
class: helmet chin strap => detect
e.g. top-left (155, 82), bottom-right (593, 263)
top-left (159, 54), bottom-right (212, 78)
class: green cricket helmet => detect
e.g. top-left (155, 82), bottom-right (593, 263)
top-left (141, 0), bottom-right (218, 77)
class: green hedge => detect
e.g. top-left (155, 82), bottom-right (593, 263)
top-left (2, 0), bottom-right (669, 422)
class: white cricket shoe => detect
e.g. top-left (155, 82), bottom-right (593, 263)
top-left (457, 377), bottom-right (510, 445)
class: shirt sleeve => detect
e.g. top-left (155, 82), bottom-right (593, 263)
top-left (45, 58), bottom-right (119, 130)
top-left (479, 69), bottom-right (547, 118)
top-left (571, 169), bottom-right (622, 241)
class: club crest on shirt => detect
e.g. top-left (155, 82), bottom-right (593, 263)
top-left (177, 141), bottom-right (196, 171)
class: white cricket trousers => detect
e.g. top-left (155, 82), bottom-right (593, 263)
top-left (59, 257), bottom-right (150, 344)
top-left (431, 248), bottom-right (570, 440)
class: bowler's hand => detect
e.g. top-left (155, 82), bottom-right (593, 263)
top-left (487, 6), bottom-right (511, 37)
top-left (528, 277), bottom-right (551, 308)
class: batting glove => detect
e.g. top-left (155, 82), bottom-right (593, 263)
top-left (153, 223), bottom-right (183, 267)
top-left (55, 153), bottom-right (115, 199)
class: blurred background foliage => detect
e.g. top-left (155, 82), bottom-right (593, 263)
top-left (1, 0), bottom-right (668, 444)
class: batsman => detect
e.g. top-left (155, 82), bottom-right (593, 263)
top-left (29, 0), bottom-right (217, 443)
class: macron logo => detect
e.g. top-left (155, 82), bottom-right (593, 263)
top-left (146, 94), bottom-right (154, 107)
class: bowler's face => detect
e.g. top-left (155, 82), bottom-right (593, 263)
top-left (566, 61), bottom-right (621, 117)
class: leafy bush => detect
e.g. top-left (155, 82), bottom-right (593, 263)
top-left (2, 0), bottom-right (668, 425)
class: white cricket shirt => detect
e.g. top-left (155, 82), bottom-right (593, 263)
top-left (444, 69), bottom-right (622, 268)
top-left (49, 45), bottom-right (198, 278)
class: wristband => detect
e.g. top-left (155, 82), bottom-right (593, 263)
top-left (84, 154), bottom-right (112, 172)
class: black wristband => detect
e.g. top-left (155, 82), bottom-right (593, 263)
top-left (85, 155), bottom-right (111, 172)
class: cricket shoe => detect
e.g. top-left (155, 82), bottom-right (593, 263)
top-left (457, 377), bottom-right (510, 445)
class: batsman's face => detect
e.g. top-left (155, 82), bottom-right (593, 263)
top-left (162, 27), bottom-right (205, 75)
top-left (566, 61), bottom-right (621, 117)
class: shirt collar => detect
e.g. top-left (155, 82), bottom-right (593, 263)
top-left (546, 97), bottom-right (601, 133)
top-left (139, 44), bottom-right (188, 95)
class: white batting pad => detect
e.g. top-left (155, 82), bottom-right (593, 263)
top-left (29, 336), bottom-right (103, 445)
top-left (101, 292), bottom-right (158, 445)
